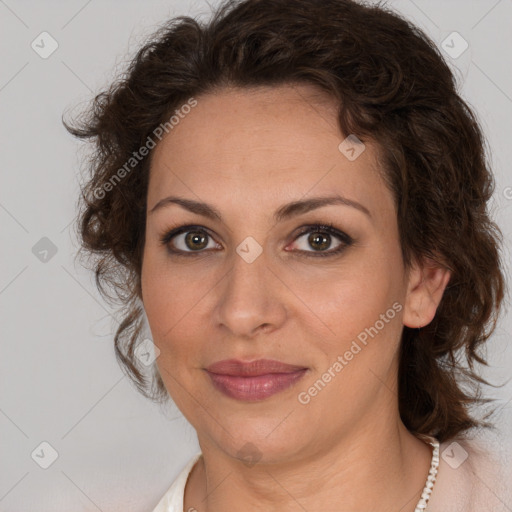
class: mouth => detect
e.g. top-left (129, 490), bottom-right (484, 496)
top-left (204, 359), bottom-right (308, 401)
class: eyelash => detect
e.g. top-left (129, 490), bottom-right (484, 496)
top-left (159, 223), bottom-right (354, 258)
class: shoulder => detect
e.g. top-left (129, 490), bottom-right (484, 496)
top-left (428, 429), bottom-right (512, 512)
top-left (151, 452), bottom-right (202, 512)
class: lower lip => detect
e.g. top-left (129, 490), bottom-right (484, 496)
top-left (206, 369), bottom-right (308, 401)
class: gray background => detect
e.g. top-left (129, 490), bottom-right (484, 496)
top-left (1, 0), bottom-right (511, 511)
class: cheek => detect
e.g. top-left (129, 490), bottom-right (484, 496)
top-left (141, 254), bottom-right (180, 355)
top-left (142, 244), bottom-right (190, 324)
top-left (141, 263), bottom-right (203, 409)
top-left (294, 266), bottom-right (405, 421)
top-left (303, 250), bottom-right (404, 359)
top-left (141, 254), bottom-right (211, 370)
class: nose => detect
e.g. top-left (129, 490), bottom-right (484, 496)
top-left (213, 249), bottom-right (288, 339)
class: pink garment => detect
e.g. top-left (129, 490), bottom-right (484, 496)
top-left (428, 430), bottom-right (512, 511)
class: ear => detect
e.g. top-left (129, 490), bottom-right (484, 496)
top-left (403, 255), bottom-right (452, 329)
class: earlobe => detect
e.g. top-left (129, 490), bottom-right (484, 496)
top-left (402, 256), bottom-right (452, 329)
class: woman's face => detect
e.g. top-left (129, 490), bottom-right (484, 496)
top-left (141, 84), bottom-right (439, 463)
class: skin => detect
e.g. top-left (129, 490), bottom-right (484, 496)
top-left (141, 83), bottom-right (451, 512)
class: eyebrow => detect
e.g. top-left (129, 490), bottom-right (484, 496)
top-left (149, 194), bottom-right (371, 222)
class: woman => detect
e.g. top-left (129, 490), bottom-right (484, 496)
top-left (64, 0), bottom-right (511, 510)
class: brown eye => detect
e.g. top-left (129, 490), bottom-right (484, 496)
top-left (288, 224), bottom-right (353, 257)
top-left (183, 231), bottom-right (209, 251)
top-left (160, 226), bottom-right (220, 254)
top-left (307, 232), bottom-right (331, 251)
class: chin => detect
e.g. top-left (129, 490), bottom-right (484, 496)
top-left (200, 413), bottom-right (314, 465)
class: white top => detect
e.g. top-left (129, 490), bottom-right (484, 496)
top-left (151, 452), bottom-right (202, 512)
top-left (151, 434), bottom-right (512, 512)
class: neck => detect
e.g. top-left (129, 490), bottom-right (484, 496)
top-left (184, 418), bottom-right (433, 512)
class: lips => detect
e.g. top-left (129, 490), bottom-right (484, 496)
top-left (204, 359), bottom-right (308, 401)
top-left (206, 358), bottom-right (307, 376)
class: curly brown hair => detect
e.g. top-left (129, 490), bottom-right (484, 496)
top-left (63, 0), bottom-right (507, 443)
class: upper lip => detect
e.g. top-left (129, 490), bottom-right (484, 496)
top-left (205, 359), bottom-right (307, 376)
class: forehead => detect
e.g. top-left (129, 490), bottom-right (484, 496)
top-left (152, 83), bottom-right (340, 158)
top-left (148, 84), bottom-right (393, 219)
